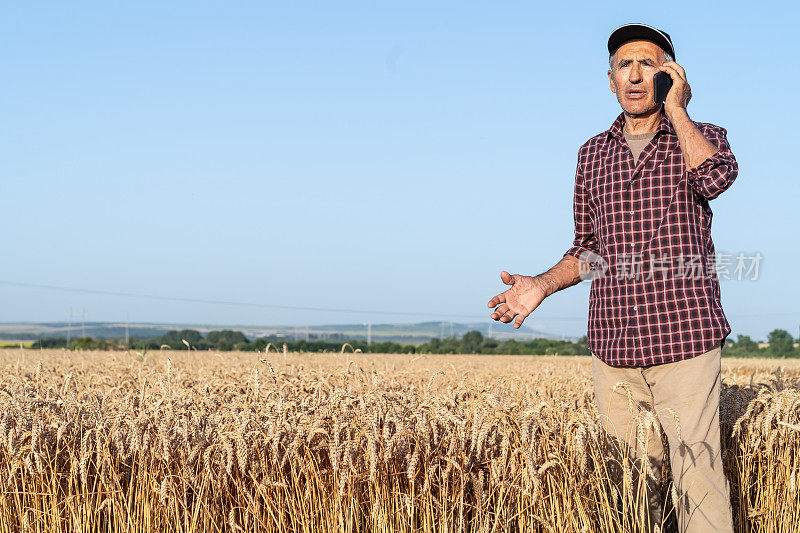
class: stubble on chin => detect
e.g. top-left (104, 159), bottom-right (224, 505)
top-left (619, 98), bottom-right (659, 118)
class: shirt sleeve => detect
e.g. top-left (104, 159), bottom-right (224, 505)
top-left (563, 154), bottom-right (600, 261)
top-left (685, 125), bottom-right (738, 200)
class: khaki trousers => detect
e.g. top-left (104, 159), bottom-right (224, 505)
top-left (592, 343), bottom-right (733, 533)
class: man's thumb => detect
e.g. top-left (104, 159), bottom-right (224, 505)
top-left (500, 270), bottom-right (514, 285)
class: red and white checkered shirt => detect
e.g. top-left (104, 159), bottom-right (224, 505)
top-left (564, 110), bottom-right (738, 367)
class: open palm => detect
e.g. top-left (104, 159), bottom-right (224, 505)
top-left (487, 271), bottom-right (546, 329)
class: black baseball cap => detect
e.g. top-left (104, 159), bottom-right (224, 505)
top-left (607, 23), bottom-right (675, 60)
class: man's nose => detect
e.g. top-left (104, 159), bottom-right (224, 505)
top-left (629, 63), bottom-right (642, 83)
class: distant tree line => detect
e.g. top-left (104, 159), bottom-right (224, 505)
top-left (422, 331), bottom-right (592, 355)
top-left (722, 329), bottom-right (799, 358)
top-left (29, 330), bottom-right (415, 353)
top-left (24, 328), bottom-right (800, 357)
top-left (28, 329), bottom-right (588, 354)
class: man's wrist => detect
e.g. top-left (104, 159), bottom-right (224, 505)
top-left (666, 106), bottom-right (690, 128)
top-left (531, 274), bottom-right (555, 298)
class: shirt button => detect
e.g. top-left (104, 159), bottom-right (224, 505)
top-left (630, 242), bottom-right (635, 247)
top-left (630, 210), bottom-right (634, 215)
top-left (633, 306), bottom-right (638, 311)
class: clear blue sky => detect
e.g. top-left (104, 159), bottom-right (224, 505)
top-left (2, 2), bottom-right (797, 341)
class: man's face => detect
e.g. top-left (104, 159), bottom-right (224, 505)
top-left (608, 39), bottom-right (666, 115)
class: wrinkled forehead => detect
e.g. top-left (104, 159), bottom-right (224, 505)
top-left (612, 39), bottom-right (665, 62)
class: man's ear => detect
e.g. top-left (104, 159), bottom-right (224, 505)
top-left (608, 70), bottom-right (616, 94)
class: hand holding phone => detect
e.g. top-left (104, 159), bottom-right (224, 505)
top-left (654, 71), bottom-right (673, 103)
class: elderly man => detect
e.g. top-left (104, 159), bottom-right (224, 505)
top-left (487, 23), bottom-right (737, 532)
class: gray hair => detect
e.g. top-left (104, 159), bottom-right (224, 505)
top-left (609, 48), bottom-right (674, 70)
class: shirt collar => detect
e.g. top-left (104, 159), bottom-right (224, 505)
top-left (606, 106), bottom-right (676, 142)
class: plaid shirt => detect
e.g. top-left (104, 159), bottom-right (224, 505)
top-left (565, 109), bottom-right (738, 367)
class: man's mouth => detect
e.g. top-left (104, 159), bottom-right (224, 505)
top-left (627, 89), bottom-right (647, 99)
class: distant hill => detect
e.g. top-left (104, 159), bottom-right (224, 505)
top-left (0, 320), bottom-right (574, 344)
top-left (296, 321), bottom-right (568, 343)
top-left (0, 322), bottom-right (170, 341)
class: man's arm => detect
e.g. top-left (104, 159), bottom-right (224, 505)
top-left (673, 114), bottom-right (738, 200)
top-left (661, 61), bottom-right (739, 200)
top-left (669, 109), bottom-right (720, 170)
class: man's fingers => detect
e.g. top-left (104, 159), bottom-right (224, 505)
top-left (663, 61), bottom-right (687, 82)
top-left (658, 64), bottom-right (679, 82)
top-left (487, 293), bottom-right (506, 309)
top-left (491, 304), bottom-right (510, 320)
top-left (513, 311), bottom-right (530, 328)
top-left (499, 310), bottom-right (517, 323)
top-left (659, 64), bottom-right (686, 85)
top-left (500, 270), bottom-right (515, 286)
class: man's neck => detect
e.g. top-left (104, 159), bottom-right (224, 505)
top-left (623, 107), bottom-right (662, 135)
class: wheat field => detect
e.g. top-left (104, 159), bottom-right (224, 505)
top-left (0, 349), bottom-right (798, 533)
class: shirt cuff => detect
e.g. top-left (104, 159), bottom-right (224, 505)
top-left (565, 245), bottom-right (591, 259)
top-left (686, 151), bottom-right (729, 178)
top-left (564, 245), bottom-right (602, 262)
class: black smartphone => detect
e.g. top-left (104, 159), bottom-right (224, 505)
top-left (654, 71), bottom-right (673, 103)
